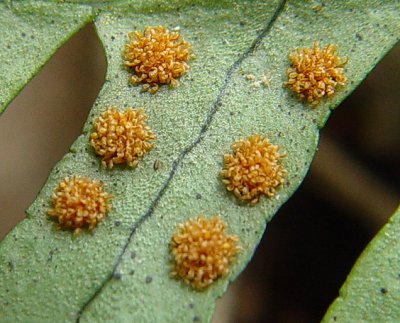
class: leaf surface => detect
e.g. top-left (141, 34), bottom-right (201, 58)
top-left (0, 1), bottom-right (93, 115)
top-left (0, 1), bottom-right (399, 322)
top-left (323, 206), bottom-right (400, 322)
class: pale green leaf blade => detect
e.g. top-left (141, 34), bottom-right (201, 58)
top-left (77, 2), bottom-right (400, 321)
top-left (0, 1), bottom-right (399, 322)
top-left (0, 1), bottom-right (93, 115)
top-left (323, 206), bottom-right (400, 322)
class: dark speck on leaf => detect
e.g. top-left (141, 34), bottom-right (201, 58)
top-left (193, 316), bottom-right (200, 322)
top-left (113, 272), bottom-right (122, 280)
top-left (21, 32), bottom-right (26, 37)
top-left (145, 276), bottom-right (153, 284)
top-left (131, 251), bottom-right (136, 260)
top-left (7, 261), bottom-right (13, 271)
top-left (129, 270), bottom-right (135, 275)
top-left (239, 21), bottom-right (245, 27)
top-left (111, 35), bottom-right (115, 41)
top-left (48, 249), bottom-right (57, 262)
top-left (380, 287), bottom-right (388, 294)
top-left (333, 316), bottom-right (337, 321)
top-left (153, 160), bottom-right (161, 171)
top-left (114, 221), bottom-right (121, 227)
top-left (195, 193), bottom-right (202, 200)
top-left (356, 33), bottom-right (363, 41)
top-left (188, 303), bottom-right (194, 309)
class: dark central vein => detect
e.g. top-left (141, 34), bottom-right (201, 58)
top-left (76, 0), bottom-right (286, 319)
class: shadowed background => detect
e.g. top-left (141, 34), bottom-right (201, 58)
top-left (0, 24), bottom-right (399, 322)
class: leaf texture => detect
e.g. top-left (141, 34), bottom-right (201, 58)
top-left (0, 1), bottom-right (93, 115)
top-left (0, 1), bottom-right (399, 322)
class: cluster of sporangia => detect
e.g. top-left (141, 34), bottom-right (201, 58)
top-left (123, 26), bottom-right (194, 94)
top-left (48, 25), bottom-right (347, 289)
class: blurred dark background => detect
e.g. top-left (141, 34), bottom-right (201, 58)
top-left (0, 24), bottom-right (399, 323)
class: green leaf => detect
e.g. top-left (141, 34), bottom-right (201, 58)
top-left (323, 206), bottom-right (400, 322)
top-left (0, 1), bottom-right (93, 115)
top-left (0, 0), bottom-right (399, 322)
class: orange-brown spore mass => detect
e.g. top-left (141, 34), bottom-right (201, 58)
top-left (123, 26), bottom-right (193, 94)
top-left (285, 42), bottom-right (347, 106)
top-left (48, 176), bottom-right (112, 234)
top-left (221, 134), bottom-right (287, 204)
top-left (90, 107), bottom-right (155, 168)
top-left (171, 216), bottom-right (239, 289)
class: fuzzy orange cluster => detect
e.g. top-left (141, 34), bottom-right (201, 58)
top-left (48, 176), bottom-right (112, 234)
top-left (285, 42), bottom-right (347, 105)
top-left (170, 216), bottom-right (239, 289)
top-left (123, 26), bottom-right (193, 94)
top-left (221, 134), bottom-right (287, 204)
top-left (90, 107), bottom-right (155, 168)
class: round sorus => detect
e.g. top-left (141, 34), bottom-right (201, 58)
top-left (90, 107), bottom-right (155, 168)
top-left (284, 42), bottom-right (347, 106)
top-left (48, 176), bottom-right (112, 234)
top-left (221, 134), bottom-right (287, 204)
top-left (170, 215), bottom-right (239, 289)
top-left (123, 26), bottom-right (193, 94)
